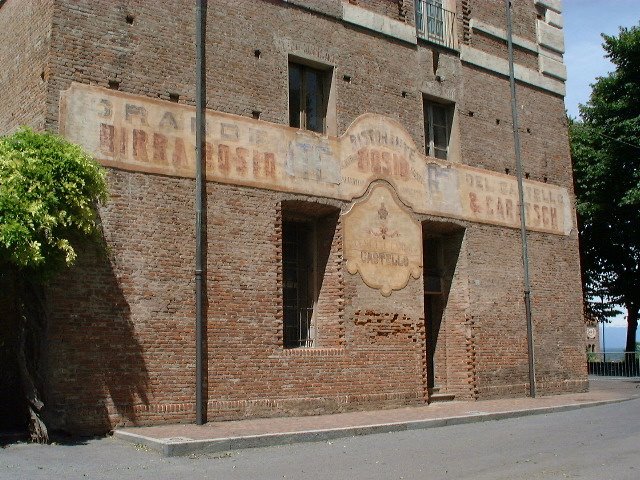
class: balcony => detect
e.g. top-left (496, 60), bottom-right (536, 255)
top-left (415, 0), bottom-right (459, 51)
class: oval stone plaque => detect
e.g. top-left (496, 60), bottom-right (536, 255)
top-left (343, 182), bottom-right (422, 296)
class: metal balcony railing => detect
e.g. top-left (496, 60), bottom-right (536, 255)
top-left (415, 0), bottom-right (459, 51)
top-left (587, 351), bottom-right (640, 377)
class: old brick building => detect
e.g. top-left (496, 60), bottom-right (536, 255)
top-left (0, 0), bottom-right (587, 434)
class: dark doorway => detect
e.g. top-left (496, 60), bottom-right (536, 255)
top-left (423, 234), bottom-right (445, 392)
top-left (422, 223), bottom-right (464, 399)
top-left (0, 273), bottom-right (27, 434)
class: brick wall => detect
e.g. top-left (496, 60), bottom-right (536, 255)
top-left (0, 0), bottom-right (586, 433)
top-left (470, 0), bottom-right (538, 43)
top-left (0, 0), bottom-right (53, 134)
top-left (350, 0), bottom-right (415, 24)
top-left (459, 65), bottom-right (572, 188)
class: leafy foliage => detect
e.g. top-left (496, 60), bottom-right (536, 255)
top-left (570, 24), bottom-right (640, 351)
top-left (0, 127), bottom-right (107, 278)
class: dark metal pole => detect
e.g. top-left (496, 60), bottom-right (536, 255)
top-left (195, 0), bottom-right (206, 425)
top-left (505, 0), bottom-right (536, 397)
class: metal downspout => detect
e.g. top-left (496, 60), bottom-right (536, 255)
top-left (505, 0), bottom-right (536, 397)
top-left (195, 0), bottom-right (206, 424)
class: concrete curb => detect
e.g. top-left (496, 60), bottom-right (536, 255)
top-left (113, 396), bottom-right (634, 457)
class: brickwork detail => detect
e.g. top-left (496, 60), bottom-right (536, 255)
top-left (352, 0), bottom-right (415, 25)
top-left (465, 315), bottom-right (479, 400)
top-left (0, 0), bottom-right (53, 134)
top-left (354, 310), bottom-right (420, 344)
top-left (461, 0), bottom-right (472, 44)
top-left (0, 0), bottom-right (586, 434)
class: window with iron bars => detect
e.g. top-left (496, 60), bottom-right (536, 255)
top-left (282, 220), bottom-right (316, 348)
top-left (415, 0), bottom-right (459, 50)
top-left (281, 201), bottom-right (340, 349)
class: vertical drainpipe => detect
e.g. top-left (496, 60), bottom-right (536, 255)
top-left (505, 0), bottom-right (536, 397)
top-left (195, 0), bottom-right (206, 424)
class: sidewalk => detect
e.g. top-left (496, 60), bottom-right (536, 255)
top-left (114, 377), bottom-right (640, 457)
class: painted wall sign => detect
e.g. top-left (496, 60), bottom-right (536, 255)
top-left (59, 83), bottom-right (573, 235)
top-left (343, 183), bottom-right (422, 296)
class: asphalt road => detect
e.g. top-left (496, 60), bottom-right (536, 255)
top-left (2, 397), bottom-right (639, 480)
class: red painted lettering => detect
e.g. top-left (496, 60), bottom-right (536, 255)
top-left (218, 144), bottom-right (230, 174)
top-left (505, 199), bottom-right (514, 219)
top-left (496, 197), bottom-right (505, 219)
top-left (357, 148), bottom-right (369, 172)
top-left (100, 124), bottom-right (114, 155)
top-left (235, 147), bottom-right (248, 175)
top-left (469, 192), bottom-right (481, 214)
top-left (371, 150), bottom-right (381, 174)
top-left (172, 138), bottom-right (187, 168)
top-left (132, 129), bottom-right (148, 162)
top-left (550, 207), bottom-right (558, 229)
top-left (485, 195), bottom-right (494, 215)
top-left (264, 152), bottom-right (276, 178)
top-left (542, 206), bottom-right (549, 227)
top-left (381, 152), bottom-right (392, 175)
top-left (393, 154), bottom-right (409, 179)
top-left (205, 142), bottom-right (214, 172)
top-left (252, 150), bottom-right (261, 177)
top-left (533, 205), bottom-right (541, 225)
top-left (153, 133), bottom-right (168, 164)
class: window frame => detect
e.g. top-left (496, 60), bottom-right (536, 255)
top-left (288, 60), bottom-right (332, 134)
top-left (426, 0), bottom-right (445, 39)
top-left (424, 99), bottom-right (453, 160)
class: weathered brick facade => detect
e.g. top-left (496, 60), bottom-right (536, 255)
top-left (1, 0), bottom-right (587, 435)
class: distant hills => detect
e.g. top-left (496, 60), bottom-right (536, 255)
top-left (600, 325), bottom-right (640, 352)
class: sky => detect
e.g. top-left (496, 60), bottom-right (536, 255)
top-left (563, 0), bottom-right (640, 119)
top-left (562, 1), bottom-right (639, 342)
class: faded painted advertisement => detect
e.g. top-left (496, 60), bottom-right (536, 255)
top-left (59, 83), bottom-right (573, 235)
top-left (343, 183), bottom-right (422, 296)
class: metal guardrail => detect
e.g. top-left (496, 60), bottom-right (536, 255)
top-left (587, 351), bottom-right (640, 377)
top-left (415, 0), bottom-right (459, 51)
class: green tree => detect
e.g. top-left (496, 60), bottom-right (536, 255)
top-left (0, 127), bottom-right (107, 442)
top-left (570, 24), bottom-right (640, 355)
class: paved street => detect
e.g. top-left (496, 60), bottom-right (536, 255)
top-left (2, 391), bottom-right (639, 479)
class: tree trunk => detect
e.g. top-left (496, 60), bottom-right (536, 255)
top-left (624, 302), bottom-right (638, 360)
top-left (15, 276), bottom-right (49, 444)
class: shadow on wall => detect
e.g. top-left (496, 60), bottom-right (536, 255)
top-left (0, 273), bottom-right (26, 432)
top-left (422, 221), bottom-right (466, 393)
top-left (43, 231), bottom-right (150, 435)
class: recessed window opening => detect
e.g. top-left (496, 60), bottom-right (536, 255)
top-left (289, 61), bottom-right (331, 134)
top-left (424, 99), bottom-right (453, 160)
top-left (281, 201), bottom-right (339, 349)
top-left (283, 220), bottom-right (315, 348)
top-left (423, 235), bottom-right (444, 295)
